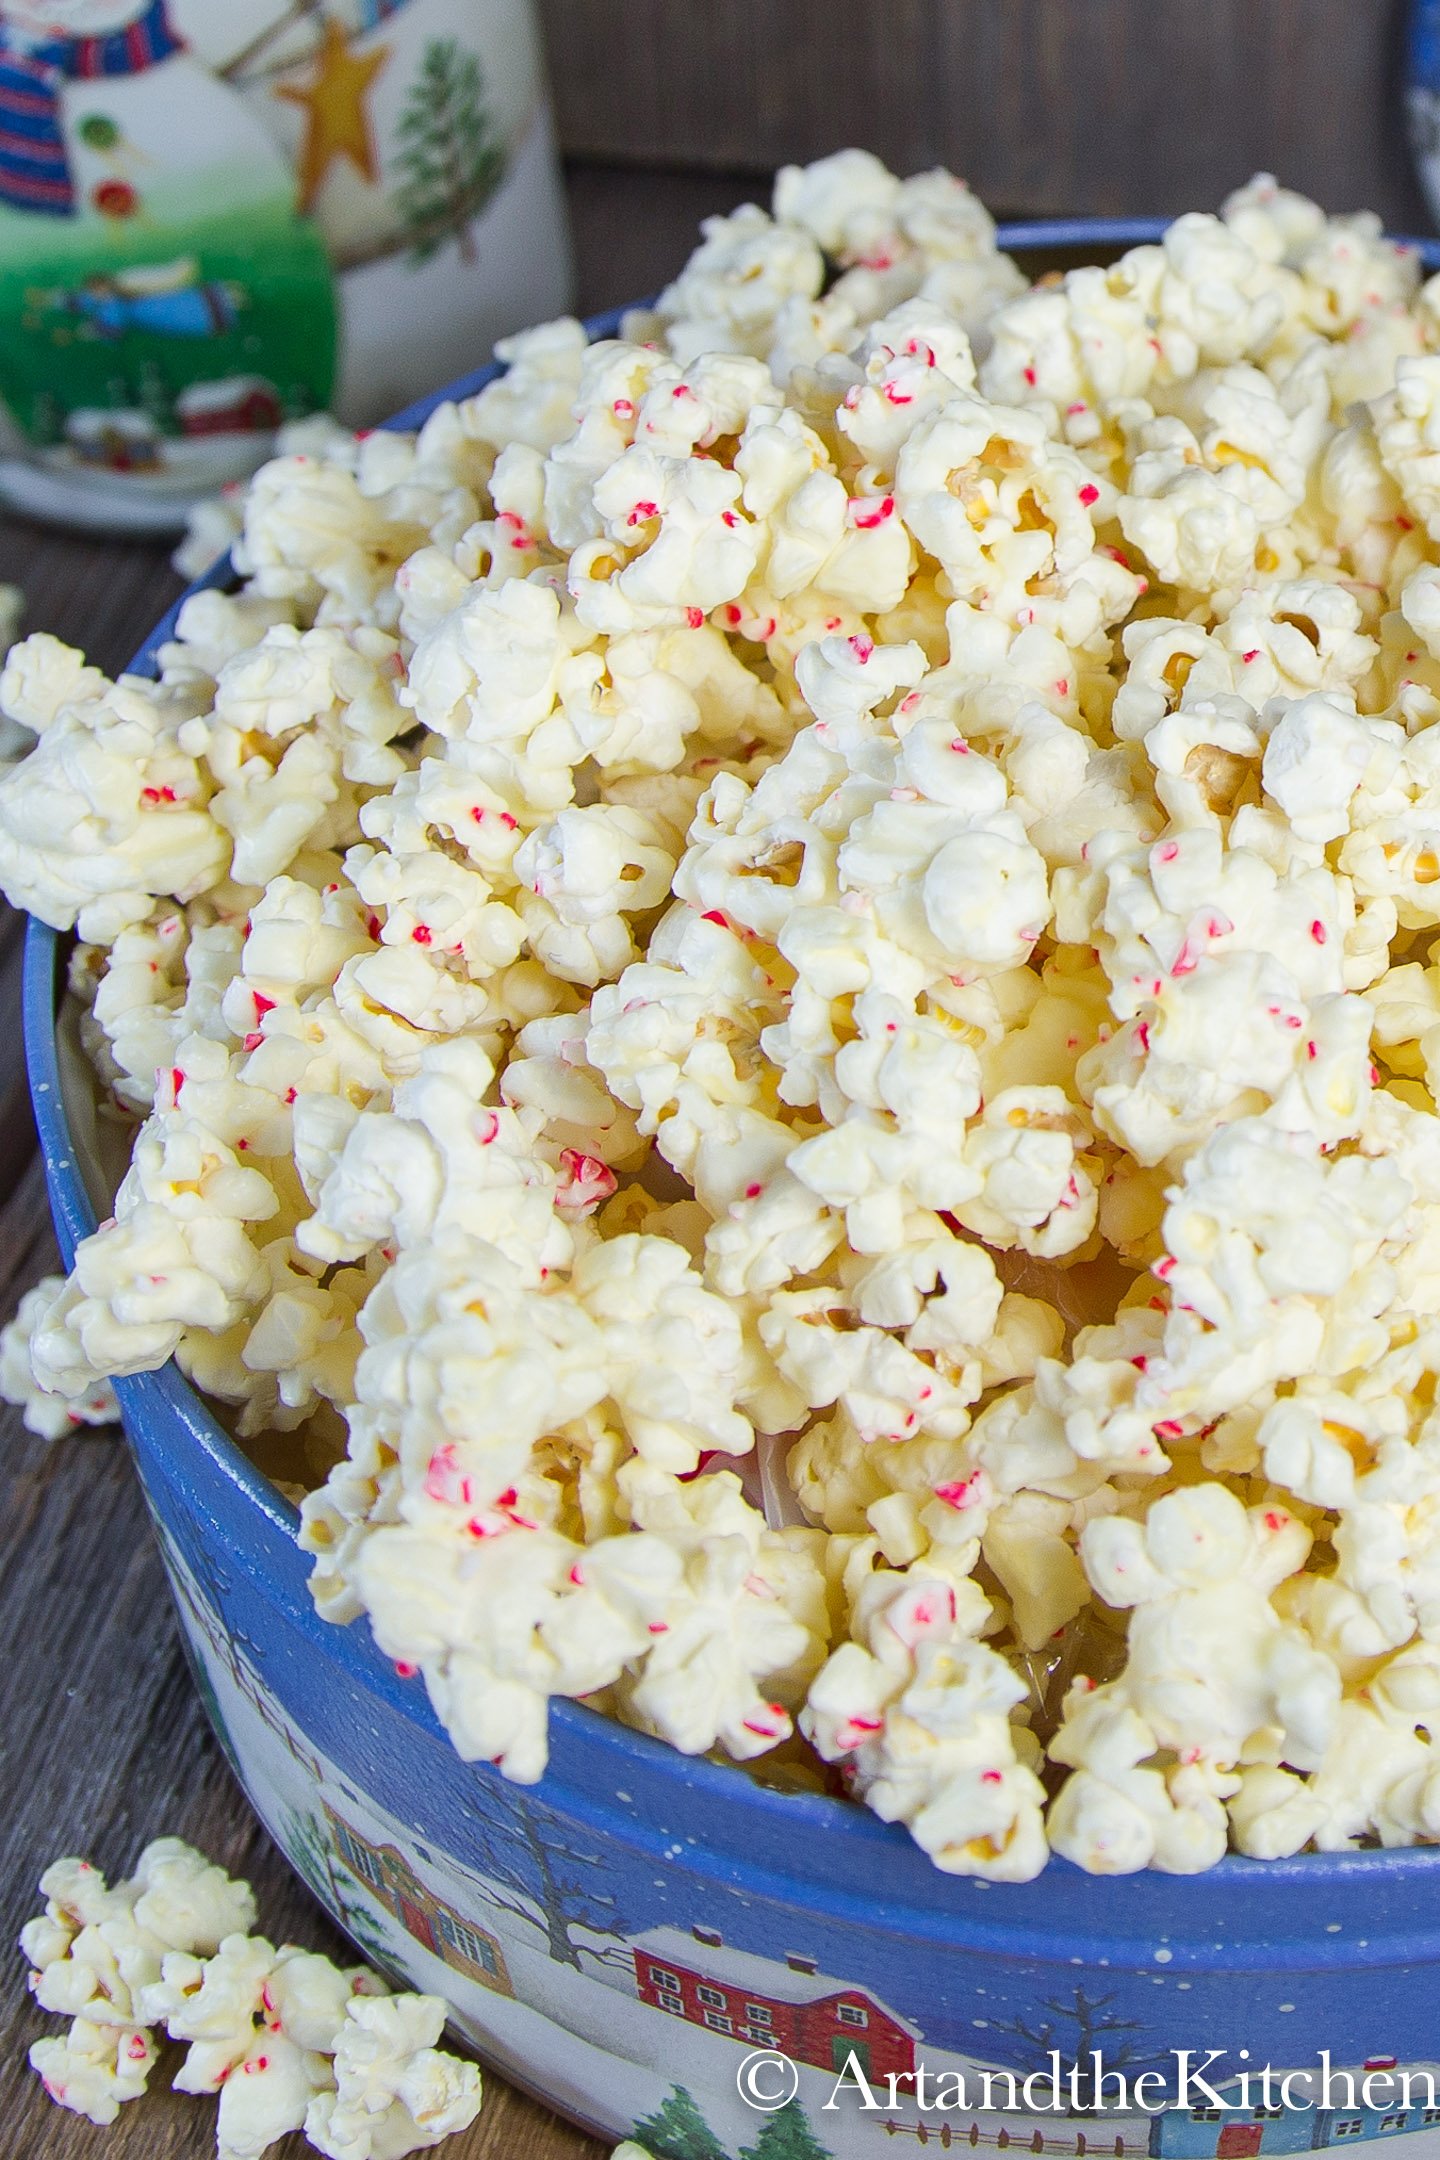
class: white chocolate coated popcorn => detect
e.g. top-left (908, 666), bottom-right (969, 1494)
top-left (0, 1276), bottom-right (118, 1438)
top-left (21, 1837), bottom-right (482, 2157)
top-left (19, 1840), bottom-right (257, 2127)
top-left (20, 159), bottom-right (1440, 1877)
top-left (306, 1993), bottom-right (482, 2160)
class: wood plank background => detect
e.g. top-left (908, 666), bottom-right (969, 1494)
top-left (539, 0), bottom-right (1434, 227)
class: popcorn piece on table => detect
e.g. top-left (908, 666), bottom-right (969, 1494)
top-left (305, 1991), bottom-right (482, 2160)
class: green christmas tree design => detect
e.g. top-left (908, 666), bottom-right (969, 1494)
top-left (278, 1806), bottom-right (399, 1974)
top-left (393, 37), bottom-right (506, 267)
top-left (738, 2100), bottom-right (833, 2160)
top-left (630, 2084), bottom-right (730, 2160)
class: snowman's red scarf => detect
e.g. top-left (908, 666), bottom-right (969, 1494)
top-left (0, 0), bottom-right (182, 216)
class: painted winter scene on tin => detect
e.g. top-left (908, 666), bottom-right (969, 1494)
top-left (148, 1506), bottom-right (1440, 2160)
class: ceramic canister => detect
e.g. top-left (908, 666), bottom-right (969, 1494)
top-left (0, 0), bottom-right (572, 532)
top-left (27, 247), bottom-right (1440, 2160)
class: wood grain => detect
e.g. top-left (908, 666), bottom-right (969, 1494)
top-left (0, 523), bottom-right (181, 684)
top-left (540, 0), bottom-right (1433, 228)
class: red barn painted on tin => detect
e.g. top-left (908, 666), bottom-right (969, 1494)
top-left (630, 1924), bottom-right (919, 2080)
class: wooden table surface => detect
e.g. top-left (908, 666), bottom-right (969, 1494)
top-left (0, 159), bottom-right (764, 2160)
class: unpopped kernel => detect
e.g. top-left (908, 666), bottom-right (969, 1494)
top-left (14, 158), bottom-right (1440, 1878)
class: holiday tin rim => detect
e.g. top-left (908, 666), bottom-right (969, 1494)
top-left (25, 214), bottom-right (1440, 1934)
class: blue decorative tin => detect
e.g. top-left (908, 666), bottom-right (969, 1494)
top-left (23, 225), bottom-right (1440, 2160)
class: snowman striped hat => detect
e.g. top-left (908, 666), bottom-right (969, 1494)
top-left (0, 0), bottom-right (182, 216)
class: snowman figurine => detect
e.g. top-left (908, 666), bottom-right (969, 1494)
top-left (0, 0), bottom-right (188, 218)
top-left (0, 0), bottom-right (313, 231)
top-left (0, 0), bottom-right (339, 528)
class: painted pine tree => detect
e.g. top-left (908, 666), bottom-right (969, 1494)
top-left (738, 2099), bottom-right (833, 2160)
top-left (392, 37), bottom-right (505, 267)
top-left (629, 2084), bottom-right (731, 2160)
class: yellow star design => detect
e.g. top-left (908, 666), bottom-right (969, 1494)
top-left (276, 16), bottom-right (389, 215)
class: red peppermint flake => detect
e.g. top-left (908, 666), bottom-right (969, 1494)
top-left (934, 1474), bottom-right (983, 1511)
top-left (555, 1147), bottom-right (618, 1214)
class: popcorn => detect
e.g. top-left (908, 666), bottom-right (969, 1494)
top-left (18, 1840), bottom-right (257, 2125)
top-left (22, 1837), bottom-right (481, 2157)
top-left (802, 1564), bottom-right (1048, 1880)
top-left (653, 203), bottom-right (824, 363)
top-left (0, 1276), bottom-right (118, 1438)
top-left (28, 2017), bottom-right (158, 2125)
top-left (570, 443), bottom-right (762, 636)
top-left (21, 156), bottom-right (1440, 1879)
top-left (30, 1087), bottom-right (281, 1395)
top-left (0, 648), bottom-right (227, 941)
top-left (1048, 1484), bottom-right (1337, 1877)
top-left (306, 1992), bottom-right (482, 2160)
top-left (513, 802), bottom-right (677, 984)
